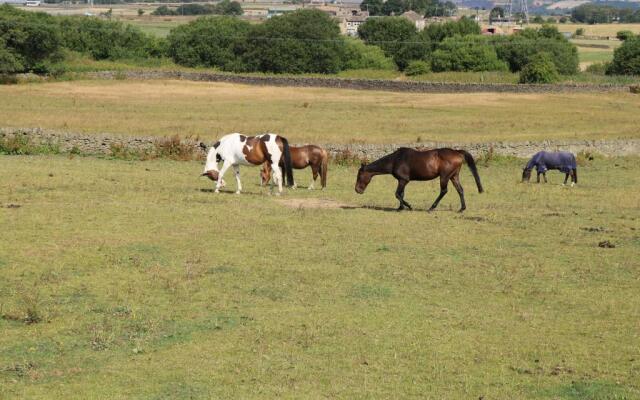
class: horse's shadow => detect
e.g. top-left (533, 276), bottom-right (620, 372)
top-left (341, 205), bottom-right (449, 213)
top-left (198, 188), bottom-right (265, 197)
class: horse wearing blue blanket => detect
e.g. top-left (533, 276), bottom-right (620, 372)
top-left (522, 151), bottom-right (577, 186)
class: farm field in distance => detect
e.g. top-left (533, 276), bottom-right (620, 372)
top-left (2, 79), bottom-right (640, 144)
top-left (1, 155), bottom-right (639, 399)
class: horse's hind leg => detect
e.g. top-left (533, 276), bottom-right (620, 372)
top-left (429, 176), bottom-right (449, 212)
top-left (451, 174), bottom-right (466, 212)
top-left (572, 169), bottom-right (577, 186)
top-left (309, 164), bottom-right (319, 190)
top-left (395, 179), bottom-right (411, 211)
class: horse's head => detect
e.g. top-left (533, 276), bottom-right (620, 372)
top-left (355, 163), bottom-right (372, 194)
top-left (201, 170), bottom-right (226, 187)
top-left (522, 168), bottom-right (532, 182)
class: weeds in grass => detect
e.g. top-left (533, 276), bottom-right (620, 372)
top-left (1, 285), bottom-right (43, 324)
top-left (0, 135), bottom-right (60, 155)
top-left (332, 149), bottom-right (367, 166)
top-left (154, 134), bottom-right (203, 161)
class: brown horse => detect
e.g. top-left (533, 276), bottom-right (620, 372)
top-left (355, 148), bottom-right (484, 212)
top-left (260, 145), bottom-right (329, 190)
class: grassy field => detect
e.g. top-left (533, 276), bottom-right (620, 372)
top-left (2, 79), bottom-right (640, 144)
top-left (535, 23), bottom-right (640, 37)
top-left (1, 154), bottom-right (639, 399)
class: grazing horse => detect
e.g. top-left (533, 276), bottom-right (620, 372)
top-left (260, 145), bottom-right (329, 190)
top-left (201, 133), bottom-right (294, 194)
top-left (522, 151), bottom-right (577, 186)
top-left (355, 148), bottom-right (484, 212)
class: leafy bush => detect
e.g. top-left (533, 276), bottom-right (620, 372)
top-left (607, 36), bottom-right (640, 75)
top-left (575, 27), bottom-right (584, 36)
top-left (494, 26), bottom-right (578, 74)
top-left (519, 53), bottom-right (559, 84)
top-left (242, 9), bottom-right (348, 74)
top-left (532, 15), bottom-right (545, 23)
top-left (585, 61), bottom-right (610, 75)
top-left (343, 38), bottom-right (396, 70)
top-left (616, 30), bottom-right (634, 41)
top-left (167, 16), bottom-right (250, 70)
top-left (58, 16), bottom-right (163, 60)
top-left (431, 36), bottom-right (507, 72)
top-left (0, 5), bottom-right (63, 73)
top-left (404, 60), bottom-right (430, 76)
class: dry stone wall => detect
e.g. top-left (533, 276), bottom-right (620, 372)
top-left (2, 128), bottom-right (639, 160)
top-left (88, 71), bottom-right (629, 94)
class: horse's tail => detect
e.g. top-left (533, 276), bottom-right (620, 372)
top-left (458, 150), bottom-right (484, 193)
top-left (320, 148), bottom-right (329, 188)
top-left (280, 136), bottom-right (294, 187)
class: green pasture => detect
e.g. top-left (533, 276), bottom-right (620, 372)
top-left (1, 154), bottom-right (639, 399)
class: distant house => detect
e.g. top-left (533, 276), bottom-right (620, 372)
top-left (401, 10), bottom-right (426, 31)
top-left (267, 6), bottom-right (297, 18)
top-left (339, 10), bottom-right (369, 36)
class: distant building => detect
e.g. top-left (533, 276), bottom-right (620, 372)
top-left (0, 0), bottom-right (27, 4)
top-left (267, 6), bottom-right (297, 18)
top-left (339, 9), bottom-right (369, 36)
top-left (401, 10), bottom-right (426, 31)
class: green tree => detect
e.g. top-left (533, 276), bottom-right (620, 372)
top-left (532, 15), bottom-right (545, 23)
top-left (242, 9), bottom-right (347, 73)
top-left (382, 0), bottom-right (407, 16)
top-left (0, 5), bottom-right (63, 73)
top-left (607, 36), bottom-right (640, 75)
top-left (58, 16), bottom-right (162, 60)
top-left (489, 6), bottom-right (504, 23)
top-left (494, 27), bottom-right (578, 74)
top-left (519, 53), bottom-right (559, 83)
top-left (167, 16), bottom-right (250, 70)
top-left (358, 17), bottom-right (428, 69)
top-left (431, 36), bottom-right (507, 72)
top-left (422, 16), bottom-right (480, 44)
top-left (360, 0), bottom-right (384, 15)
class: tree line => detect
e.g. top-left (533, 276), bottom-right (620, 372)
top-left (1, 4), bottom-right (638, 81)
top-left (571, 3), bottom-right (640, 24)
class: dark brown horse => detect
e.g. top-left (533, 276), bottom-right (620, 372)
top-left (355, 148), bottom-right (484, 212)
top-left (260, 145), bottom-right (329, 190)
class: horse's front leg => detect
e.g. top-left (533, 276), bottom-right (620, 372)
top-left (395, 179), bottom-right (411, 211)
top-left (543, 172), bottom-right (548, 183)
top-left (536, 171), bottom-right (541, 183)
top-left (233, 164), bottom-right (242, 194)
top-left (563, 172), bottom-right (569, 186)
top-left (270, 162), bottom-right (283, 195)
top-left (215, 161), bottom-right (232, 193)
top-left (429, 177), bottom-right (449, 212)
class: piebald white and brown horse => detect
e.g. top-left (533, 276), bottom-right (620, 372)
top-left (260, 145), bottom-right (329, 190)
top-left (201, 133), bottom-right (294, 194)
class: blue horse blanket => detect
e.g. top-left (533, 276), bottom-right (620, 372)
top-left (526, 151), bottom-right (576, 174)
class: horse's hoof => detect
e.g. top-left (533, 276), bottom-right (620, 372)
top-left (235, 191), bottom-right (241, 195)
top-left (458, 209), bottom-right (466, 213)
top-left (275, 192), bottom-right (282, 196)
top-left (214, 190), bottom-right (220, 194)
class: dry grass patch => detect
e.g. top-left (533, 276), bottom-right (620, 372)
top-left (1, 80), bottom-right (639, 144)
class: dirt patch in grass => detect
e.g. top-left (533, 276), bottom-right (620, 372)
top-left (276, 198), bottom-right (351, 209)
